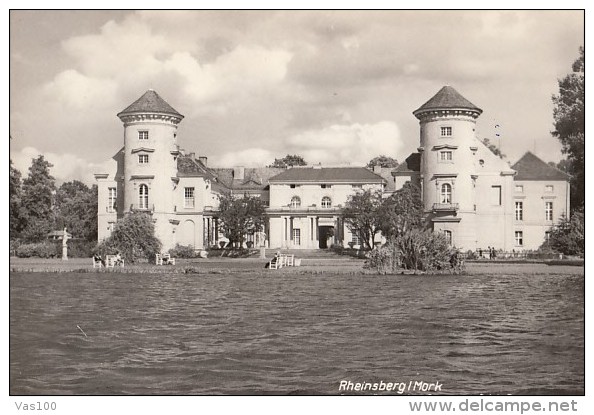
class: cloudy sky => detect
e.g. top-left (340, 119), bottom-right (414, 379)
top-left (10, 10), bottom-right (584, 184)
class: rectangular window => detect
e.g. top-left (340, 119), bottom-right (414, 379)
top-left (545, 185), bottom-right (554, 192)
top-left (352, 184), bottom-right (362, 189)
top-left (515, 201), bottom-right (523, 221)
top-left (545, 202), bottom-right (553, 221)
top-left (290, 184), bottom-right (300, 189)
top-left (515, 231), bottom-right (524, 246)
top-left (138, 130), bottom-right (149, 140)
top-left (321, 184), bottom-right (332, 189)
top-left (292, 229), bottom-right (301, 246)
top-left (138, 154), bottom-right (149, 164)
top-left (351, 232), bottom-right (360, 245)
top-left (184, 187), bottom-right (195, 208)
top-left (108, 187), bottom-right (117, 213)
top-left (491, 185), bottom-right (502, 205)
top-left (440, 126), bottom-right (452, 137)
top-left (439, 151), bottom-right (453, 161)
top-left (515, 185), bottom-right (524, 193)
top-left (545, 231), bottom-right (551, 242)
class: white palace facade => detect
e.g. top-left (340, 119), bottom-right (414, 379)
top-left (95, 87), bottom-right (570, 252)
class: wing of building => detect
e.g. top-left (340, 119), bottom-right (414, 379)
top-left (95, 88), bottom-right (570, 252)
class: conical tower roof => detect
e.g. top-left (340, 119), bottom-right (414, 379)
top-left (117, 89), bottom-right (184, 119)
top-left (413, 86), bottom-right (482, 118)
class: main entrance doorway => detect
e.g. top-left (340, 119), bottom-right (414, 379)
top-left (318, 226), bottom-right (334, 249)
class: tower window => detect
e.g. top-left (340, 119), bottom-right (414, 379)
top-left (545, 202), bottom-right (553, 221)
top-left (138, 154), bottom-right (149, 164)
top-left (139, 184), bottom-right (149, 209)
top-left (108, 187), bottom-right (117, 213)
top-left (321, 196), bottom-right (332, 208)
top-left (443, 230), bottom-right (452, 245)
top-left (440, 183), bottom-right (452, 204)
top-left (138, 131), bottom-right (149, 140)
top-left (515, 201), bottom-right (523, 221)
top-left (515, 231), bottom-right (524, 247)
top-left (515, 185), bottom-right (524, 193)
top-left (545, 185), bottom-right (554, 192)
top-left (439, 151), bottom-right (453, 162)
top-left (290, 196), bottom-right (301, 208)
top-left (440, 126), bottom-right (452, 137)
top-left (184, 187), bottom-right (195, 208)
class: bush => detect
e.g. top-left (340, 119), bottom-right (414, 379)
top-left (95, 212), bottom-right (161, 263)
top-left (169, 244), bottom-right (198, 258)
top-left (66, 239), bottom-right (96, 258)
top-left (16, 241), bottom-right (60, 258)
top-left (365, 229), bottom-right (463, 274)
top-left (547, 210), bottom-right (584, 256)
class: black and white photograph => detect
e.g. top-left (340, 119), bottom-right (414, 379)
top-left (8, 6), bottom-right (586, 414)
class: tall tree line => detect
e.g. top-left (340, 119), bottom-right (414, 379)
top-left (9, 155), bottom-right (98, 243)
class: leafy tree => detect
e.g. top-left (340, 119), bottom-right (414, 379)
top-left (20, 155), bottom-right (56, 242)
top-left (270, 154), bottom-right (307, 168)
top-left (378, 181), bottom-right (424, 240)
top-left (547, 209), bottom-right (584, 256)
top-left (96, 212), bottom-right (161, 263)
top-left (552, 46), bottom-right (584, 210)
top-left (10, 159), bottom-right (24, 237)
top-left (482, 138), bottom-right (505, 159)
top-left (218, 193), bottom-right (267, 247)
top-left (342, 189), bottom-right (383, 250)
top-left (548, 159), bottom-right (572, 174)
top-left (366, 155), bottom-right (399, 169)
top-left (54, 181), bottom-right (98, 241)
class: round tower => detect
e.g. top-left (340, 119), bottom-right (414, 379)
top-left (117, 90), bottom-right (184, 247)
top-left (413, 86), bottom-right (482, 249)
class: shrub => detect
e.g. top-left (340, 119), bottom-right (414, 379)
top-left (169, 244), bottom-right (198, 258)
top-left (95, 212), bottom-right (161, 263)
top-left (365, 229), bottom-right (462, 274)
top-left (547, 210), bottom-right (584, 256)
top-left (66, 239), bottom-right (96, 258)
top-left (16, 241), bottom-right (60, 258)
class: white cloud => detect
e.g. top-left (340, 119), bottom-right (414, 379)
top-left (43, 69), bottom-right (118, 109)
top-left (285, 121), bottom-right (403, 166)
top-left (11, 147), bottom-right (114, 185)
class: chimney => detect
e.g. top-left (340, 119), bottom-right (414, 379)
top-left (373, 165), bottom-right (382, 174)
top-left (233, 166), bottom-right (245, 180)
top-left (199, 156), bottom-right (208, 166)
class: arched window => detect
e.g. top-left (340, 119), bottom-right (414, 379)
top-left (440, 183), bottom-right (452, 204)
top-left (139, 184), bottom-right (149, 209)
top-left (321, 196), bottom-right (332, 208)
top-left (290, 196), bottom-right (301, 208)
top-left (443, 230), bottom-right (452, 245)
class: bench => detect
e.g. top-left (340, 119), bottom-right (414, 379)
top-left (156, 253), bottom-right (176, 265)
top-left (92, 257), bottom-right (103, 268)
top-left (105, 255), bottom-right (124, 268)
top-left (268, 254), bottom-right (296, 270)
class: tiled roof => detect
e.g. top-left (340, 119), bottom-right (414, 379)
top-left (269, 167), bottom-right (385, 183)
top-left (212, 167), bottom-right (286, 191)
top-left (117, 90), bottom-right (183, 118)
top-left (414, 86), bottom-right (482, 115)
top-left (512, 152), bottom-right (570, 181)
top-left (392, 153), bottom-right (421, 174)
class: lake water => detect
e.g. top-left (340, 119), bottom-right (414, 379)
top-left (10, 265), bottom-right (584, 395)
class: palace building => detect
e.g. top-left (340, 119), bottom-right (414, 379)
top-left (95, 87), bottom-right (570, 252)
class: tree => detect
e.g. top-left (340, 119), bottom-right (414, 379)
top-left (270, 154), bottom-right (307, 168)
top-left (548, 159), bottom-right (572, 174)
top-left (482, 138), bottom-right (505, 159)
top-left (96, 212), bottom-right (161, 263)
top-left (218, 193), bottom-right (267, 247)
top-left (552, 46), bottom-right (584, 210)
top-left (547, 209), bottom-right (584, 257)
top-left (9, 159), bottom-right (24, 237)
top-left (20, 155), bottom-right (56, 242)
top-left (342, 189), bottom-right (383, 250)
top-left (366, 155), bottom-right (399, 169)
top-left (54, 181), bottom-right (98, 241)
top-left (377, 181), bottom-right (424, 240)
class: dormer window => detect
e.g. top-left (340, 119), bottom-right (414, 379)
top-left (290, 196), bottom-right (301, 208)
top-left (138, 131), bottom-right (149, 140)
top-left (440, 126), bottom-right (452, 137)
